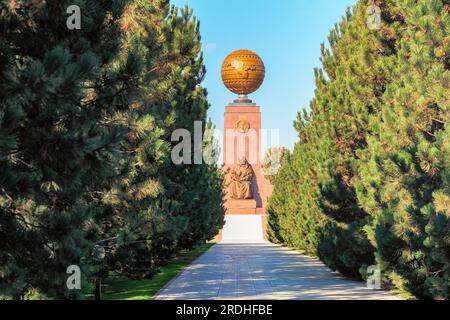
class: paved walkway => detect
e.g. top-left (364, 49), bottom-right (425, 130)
top-left (154, 242), bottom-right (401, 300)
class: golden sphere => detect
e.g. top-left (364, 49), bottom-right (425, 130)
top-left (221, 50), bottom-right (265, 95)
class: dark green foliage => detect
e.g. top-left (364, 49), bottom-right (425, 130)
top-left (266, 144), bottom-right (325, 255)
top-left (268, 0), bottom-right (449, 298)
top-left (265, 151), bottom-right (289, 244)
top-left (99, 1), bottom-right (224, 278)
top-left (269, 0), bottom-right (397, 262)
top-left (0, 0), bottom-right (224, 299)
top-left (355, 0), bottom-right (449, 299)
top-left (317, 218), bottom-right (375, 279)
top-left (0, 0), bottom-right (132, 299)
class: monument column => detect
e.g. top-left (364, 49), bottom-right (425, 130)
top-left (215, 49), bottom-right (272, 242)
top-left (223, 103), bottom-right (261, 214)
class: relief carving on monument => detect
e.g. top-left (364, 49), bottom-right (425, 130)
top-left (229, 157), bottom-right (253, 200)
top-left (235, 119), bottom-right (250, 133)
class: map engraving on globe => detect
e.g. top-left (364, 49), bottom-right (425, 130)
top-left (221, 49), bottom-right (265, 96)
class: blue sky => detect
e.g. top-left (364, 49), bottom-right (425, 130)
top-left (172, 0), bottom-right (357, 151)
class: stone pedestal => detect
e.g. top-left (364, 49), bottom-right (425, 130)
top-left (226, 199), bottom-right (257, 215)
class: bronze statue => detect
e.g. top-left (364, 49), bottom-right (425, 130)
top-left (229, 157), bottom-right (253, 200)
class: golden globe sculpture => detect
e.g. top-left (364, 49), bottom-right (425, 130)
top-left (221, 50), bottom-right (265, 102)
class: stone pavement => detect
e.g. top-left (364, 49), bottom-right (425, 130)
top-left (153, 242), bottom-right (401, 300)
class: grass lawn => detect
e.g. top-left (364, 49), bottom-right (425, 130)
top-left (85, 242), bottom-right (215, 300)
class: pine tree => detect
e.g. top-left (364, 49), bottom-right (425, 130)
top-left (266, 135), bottom-right (326, 254)
top-left (355, 0), bottom-right (449, 299)
top-left (92, 0), bottom-right (224, 278)
top-left (311, 0), bottom-right (402, 278)
top-left (268, 0), bottom-right (449, 298)
top-left (268, 1), bottom-right (402, 269)
top-left (0, 0), bottom-right (132, 298)
top-left (156, 6), bottom-right (225, 250)
top-left (175, 119), bottom-right (225, 248)
top-left (0, 0), bottom-right (224, 298)
top-left (265, 150), bottom-right (291, 244)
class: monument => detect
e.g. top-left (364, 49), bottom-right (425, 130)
top-left (216, 50), bottom-right (273, 242)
